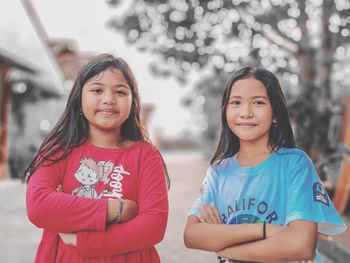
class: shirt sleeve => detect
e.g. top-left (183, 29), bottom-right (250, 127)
top-left (26, 158), bottom-right (107, 233)
top-left (189, 165), bottom-right (219, 217)
top-left (285, 153), bottom-right (346, 235)
top-left (76, 146), bottom-right (169, 257)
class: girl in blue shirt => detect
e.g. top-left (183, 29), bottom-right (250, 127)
top-left (184, 67), bottom-right (346, 262)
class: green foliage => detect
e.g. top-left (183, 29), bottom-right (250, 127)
top-left (108, 0), bottom-right (350, 172)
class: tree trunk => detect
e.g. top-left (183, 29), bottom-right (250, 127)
top-left (295, 49), bottom-right (316, 98)
top-left (0, 68), bottom-right (11, 180)
top-left (318, 1), bottom-right (334, 102)
top-left (333, 96), bottom-right (350, 213)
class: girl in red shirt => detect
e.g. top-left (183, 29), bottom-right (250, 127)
top-left (25, 54), bottom-right (169, 263)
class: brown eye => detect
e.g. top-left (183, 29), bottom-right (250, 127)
top-left (254, 100), bottom-right (265, 105)
top-left (116, 90), bottom-right (126, 95)
top-left (91, 89), bottom-right (102, 94)
top-left (229, 100), bottom-right (240, 105)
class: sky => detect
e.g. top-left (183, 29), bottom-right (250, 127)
top-left (31, 0), bottom-right (195, 137)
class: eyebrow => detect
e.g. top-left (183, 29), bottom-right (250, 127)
top-left (87, 81), bottom-right (129, 88)
top-left (229, 95), bottom-right (269, 99)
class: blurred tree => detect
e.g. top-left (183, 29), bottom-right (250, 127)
top-left (107, 0), bottom-right (350, 165)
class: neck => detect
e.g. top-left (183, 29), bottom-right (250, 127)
top-left (237, 141), bottom-right (272, 166)
top-left (238, 143), bottom-right (272, 158)
top-left (88, 128), bottom-right (124, 148)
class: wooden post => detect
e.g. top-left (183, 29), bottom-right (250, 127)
top-left (333, 96), bottom-right (350, 213)
top-left (0, 68), bottom-right (10, 180)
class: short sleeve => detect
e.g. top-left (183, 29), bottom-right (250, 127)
top-left (285, 154), bottom-right (346, 235)
top-left (189, 166), bottom-right (219, 217)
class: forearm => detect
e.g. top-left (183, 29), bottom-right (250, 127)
top-left (218, 221), bottom-right (317, 262)
top-left (27, 186), bottom-right (107, 233)
top-left (184, 217), bottom-right (264, 252)
top-left (106, 199), bottom-right (138, 224)
top-left (77, 209), bottom-right (168, 257)
top-left (106, 199), bottom-right (118, 223)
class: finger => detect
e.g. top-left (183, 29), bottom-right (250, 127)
top-left (201, 202), bottom-right (219, 224)
top-left (58, 233), bottom-right (67, 244)
top-left (196, 215), bottom-right (206, 223)
top-left (210, 202), bottom-right (222, 224)
top-left (206, 203), bottom-right (220, 224)
top-left (318, 233), bottom-right (333, 241)
top-left (199, 203), bottom-right (211, 223)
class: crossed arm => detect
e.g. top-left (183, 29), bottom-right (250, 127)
top-left (26, 151), bottom-right (168, 257)
top-left (184, 203), bottom-right (317, 262)
top-left (57, 192), bottom-right (138, 246)
top-left (26, 167), bottom-right (137, 233)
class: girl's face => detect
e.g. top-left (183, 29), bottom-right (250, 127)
top-left (81, 68), bottom-right (132, 137)
top-left (226, 77), bottom-right (274, 146)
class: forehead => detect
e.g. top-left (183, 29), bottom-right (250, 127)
top-left (229, 77), bottom-right (268, 97)
top-left (87, 68), bottom-right (129, 86)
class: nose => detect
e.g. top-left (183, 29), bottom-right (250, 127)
top-left (102, 91), bottom-right (116, 105)
top-left (239, 104), bottom-right (253, 118)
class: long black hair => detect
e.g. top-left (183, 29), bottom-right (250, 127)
top-left (24, 54), bottom-right (150, 182)
top-left (211, 67), bottom-right (295, 165)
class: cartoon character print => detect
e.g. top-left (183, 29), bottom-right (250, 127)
top-left (72, 158), bottom-right (113, 198)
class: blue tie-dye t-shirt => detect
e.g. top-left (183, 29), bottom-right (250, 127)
top-left (190, 147), bottom-right (346, 263)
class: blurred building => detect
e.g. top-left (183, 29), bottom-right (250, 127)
top-left (0, 52), bottom-right (33, 180)
top-left (49, 38), bottom-right (94, 86)
top-left (0, 0), bottom-right (64, 179)
top-left (0, 0), bottom-right (162, 180)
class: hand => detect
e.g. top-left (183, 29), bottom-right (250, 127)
top-left (317, 233), bottom-right (333, 241)
top-left (59, 233), bottom-right (77, 246)
top-left (121, 199), bottom-right (138, 222)
top-left (197, 202), bottom-right (222, 224)
top-left (56, 184), bottom-right (63, 192)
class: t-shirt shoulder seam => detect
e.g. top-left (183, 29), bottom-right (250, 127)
top-left (210, 157), bottom-right (231, 175)
top-left (278, 148), bottom-right (313, 167)
top-left (278, 148), bottom-right (308, 158)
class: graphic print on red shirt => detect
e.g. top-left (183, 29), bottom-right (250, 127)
top-left (72, 157), bottom-right (130, 199)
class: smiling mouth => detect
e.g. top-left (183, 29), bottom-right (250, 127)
top-left (236, 123), bottom-right (257, 127)
top-left (98, 109), bottom-right (118, 115)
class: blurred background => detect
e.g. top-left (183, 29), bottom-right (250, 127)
top-left (1, 0), bottom-right (350, 262)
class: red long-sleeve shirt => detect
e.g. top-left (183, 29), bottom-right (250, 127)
top-left (26, 141), bottom-right (168, 263)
